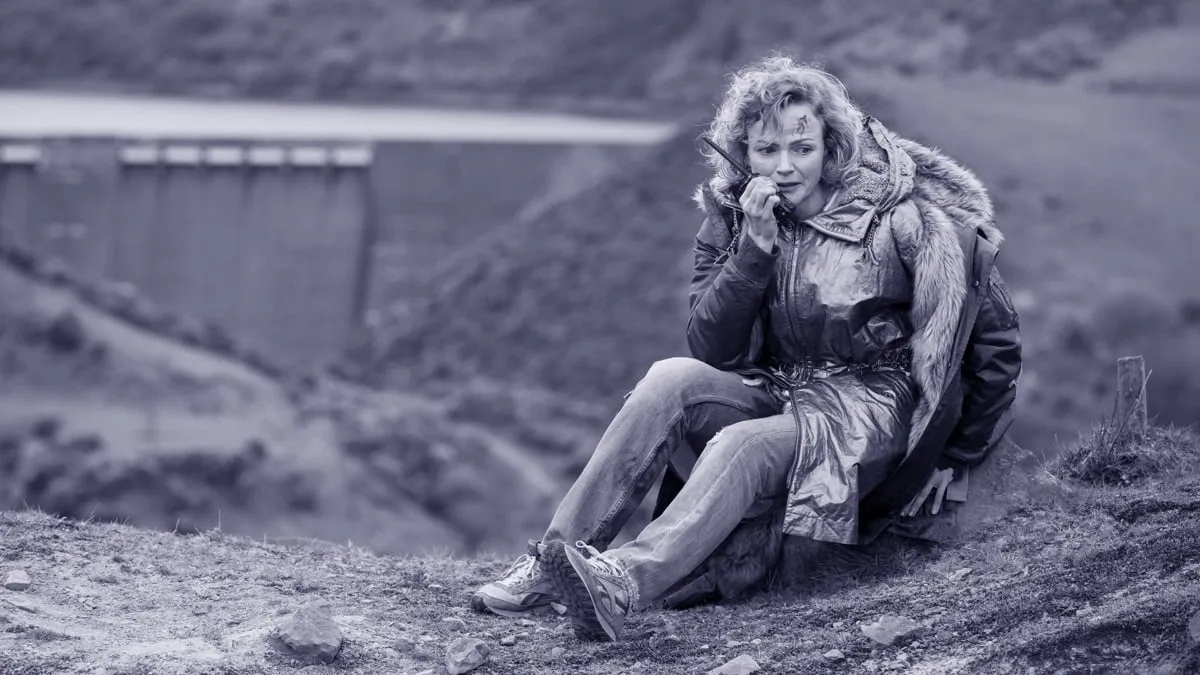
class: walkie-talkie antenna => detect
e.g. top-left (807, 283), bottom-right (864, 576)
top-left (700, 136), bottom-right (796, 214)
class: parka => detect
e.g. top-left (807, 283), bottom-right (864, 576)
top-left (651, 116), bottom-right (1022, 605)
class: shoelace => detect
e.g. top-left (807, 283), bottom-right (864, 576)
top-left (573, 541), bottom-right (627, 579)
top-left (503, 554), bottom-right (539, 580)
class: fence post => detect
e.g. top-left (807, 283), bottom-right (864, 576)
top-left (1116, 355), bottom-right (1147, 442)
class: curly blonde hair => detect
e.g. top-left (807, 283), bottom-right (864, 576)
top-left (702, 56), bottom-right (864, 199)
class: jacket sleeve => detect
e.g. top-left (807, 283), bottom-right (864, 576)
top-left (937, 264), bottom-right (1022, 470)
top-left (686, 215), bottom-right (777, 369)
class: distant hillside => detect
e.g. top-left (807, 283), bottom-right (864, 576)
top-left (0, 0), bottom-right (1188, 114)
top-left (357, 70), bottom-right (1200, 451)
top-left (0, 245), bottom-right (593, 558)
top-left (3, 423), bottom-right (1199, 674)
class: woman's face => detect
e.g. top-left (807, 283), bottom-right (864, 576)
top-left (746, 101), bottom-right (826, 212)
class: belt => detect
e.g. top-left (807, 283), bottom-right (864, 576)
top-left (761, 347), bottom-right (912, 394)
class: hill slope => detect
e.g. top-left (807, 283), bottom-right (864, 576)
top-left (3, 427), bottom-right (1199, 674)
top-left (0, 248), bottom-right (579, 558)
top-left (0, 0), bottom-right (1188, 114)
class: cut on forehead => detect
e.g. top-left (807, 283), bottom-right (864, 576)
top-left (748, 95), bottom-right (821, 142)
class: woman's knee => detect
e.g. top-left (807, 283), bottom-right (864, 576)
top-left (631, 357), bottom-right (720, 399)
top-left (700, 421), bottom-right (794, 482)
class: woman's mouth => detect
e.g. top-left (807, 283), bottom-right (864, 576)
top-left (776, 182), bottom-right (802, 190)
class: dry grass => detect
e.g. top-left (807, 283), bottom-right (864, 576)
top-left (1052, 411), bottom-right (1200, 487)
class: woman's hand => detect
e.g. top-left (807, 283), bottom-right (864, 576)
top-left (738, 175), bottom-right (781, 253)
top-left (902, 467), bottom-right (955, 517)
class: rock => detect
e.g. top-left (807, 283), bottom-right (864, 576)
top-left (412, 644), bottom-right (435, 661)
top-left (4, 570), bottom-right (31, 591)
top-left (551, 647), bottom-right (566, 659)
top-left (824, 649), bottom-right (846, 661)
top-left (1189, 610), bottom-right (1200, 643)
top-left (515, 631), bottom-right (530, 639)
top-left (861, 615), bottom-right (929, 646)
top-left (277, 603), bottom-right (343, 663)
top-left (442, 617), bottom-right (469, 632)
top-left (393, 637), bottom-right (416, 652)
top-left (445, 637), bottom-right (490, 674)
top-left (500, 635), bottom-right (517, 646)
top-left (428, 584), bottom-right (445, 591)
top-left (948, 567), bottom-right (974, 581)
top-left (518, 618), bottom-right (537, 627)
top-left (707, 654), bottom-right (760, 675)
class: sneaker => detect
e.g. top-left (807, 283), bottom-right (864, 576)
top-left (472, 540), bottom-right (559, 617)
top-left (542, 540), bottom-right (634, 642)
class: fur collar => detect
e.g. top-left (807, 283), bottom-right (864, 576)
top-left (692, 118), bottom-right (1000, 456)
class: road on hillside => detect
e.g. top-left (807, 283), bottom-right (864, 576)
top-left (0, 90), bottom-right (677, 144)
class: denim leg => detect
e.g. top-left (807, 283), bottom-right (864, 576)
top-left (605, 413), bottom-right (800, 609)
top-left (542, 357), bottom-right (778, 549)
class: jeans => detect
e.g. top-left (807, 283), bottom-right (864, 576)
top-left (541, 356), bottom-right (801, 609)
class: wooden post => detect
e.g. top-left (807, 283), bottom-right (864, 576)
top-left (1116, 355), bottom-right (1147, 442)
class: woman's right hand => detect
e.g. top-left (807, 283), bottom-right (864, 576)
top-left (738, 175), bottom-right (780, 253)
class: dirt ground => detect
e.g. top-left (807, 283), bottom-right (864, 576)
top-left (2, 462), bottom-right (1198, 674)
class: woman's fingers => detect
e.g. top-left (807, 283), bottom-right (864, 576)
top-left (739, 177), bottom-right (778, 215)
top-left (904, 484), bottom-right (929, 517)
top-left (932, 478), bottom-right (950, 515)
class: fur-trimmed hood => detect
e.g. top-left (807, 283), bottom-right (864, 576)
top-left (690, 117), bottom-right (1003, 458)
top-left (693, 117), bottom-right (1001, 246)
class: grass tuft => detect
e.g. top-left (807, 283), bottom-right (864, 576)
top-left (1051, 418), bottom-right (1200, 486)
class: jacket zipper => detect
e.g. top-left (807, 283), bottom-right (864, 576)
top-left (785, 228), bottom-right (807, 368)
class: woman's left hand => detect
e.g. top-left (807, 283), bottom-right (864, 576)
top-left (902, 468), bottom-right (955, 517)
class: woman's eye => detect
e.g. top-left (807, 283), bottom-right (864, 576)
top-left (795, 146), bottom-right (813, 155)
top-left (757, 147), bottom-right (775, 155)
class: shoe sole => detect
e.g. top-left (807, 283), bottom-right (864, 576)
top-left (470, 592), bottom-right (557, 618)
top-left (541, 541), bottom-right (613, 642)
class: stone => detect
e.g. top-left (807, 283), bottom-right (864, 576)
top-left (948, 567), bottom-right (974, 581)
top-left (3, 570), bottom-right (31, 591)
top-left (500, 635), bottom-right (517, 646)
top-left (428, 584), bottom-right (445, 591)
top-left (550, 647), bottom-right (566, 659)
top-left (445, 637), bottom-right (490, 674)
top-left (861, 615), bottom-right (929, 646)
top-left (277, 603), bottom-right (343, 663)
top-left (393, 637), bottom-right (416, 652)
top-left (442, 616), bottom-right (469, 632)
top-left (707, 654), bottom-right (760, 675)
top-left (518, 618), bottom-right (537, 627)
top-left (824, 649), bottom-right (846, 661)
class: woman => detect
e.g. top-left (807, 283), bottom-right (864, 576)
top-left (472, 55), bottom-right (1021, 642)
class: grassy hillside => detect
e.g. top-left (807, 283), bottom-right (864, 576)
top-left (2, 424), bottom-right (1198, 674)
top-left (356, 66), bottom-right (1200, 452)
top-left (0, 0), bottom-right (1188, 114)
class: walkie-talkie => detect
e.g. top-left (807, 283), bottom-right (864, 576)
top-left (701, 136), bottom-right (796, 223)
